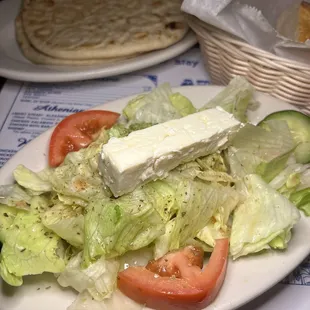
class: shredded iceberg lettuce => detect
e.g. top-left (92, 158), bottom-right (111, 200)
top-left (57, 252), bottom-right (119, 300)
top-left (0, 197), bottom-right (67, 285)
top-left (230, 174), bottom-right (300, 259)
top-left (290, 188), bottom-right (310, 216)
top-left (108, 123), bottom-right (152, 139)
top-left (168, 179), bottom-right (238, 251)
top-left (13, 165), bottom-right (52, 194)
top-left (0, 184), bottom-right (31, 209)
top-left (0, 78), bottom-right (308, 310)
top-left (226, 120), bottom-right (296, 181)
top-left (42, 203), bottom-right (84, 249)
top-left (122, 83), bottom-right (195, 124)
top-left (200, 76), bottom-right (257, 122)
top-left (83, 188), bottom-right (165, 264)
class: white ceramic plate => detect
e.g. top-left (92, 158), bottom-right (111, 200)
top-left (0, 86), bottom-right (310, 310)
top-left (0, 0), bottom-right (197, 83)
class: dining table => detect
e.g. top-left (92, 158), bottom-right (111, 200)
top-left (0, 4), bottom-right (310, 309)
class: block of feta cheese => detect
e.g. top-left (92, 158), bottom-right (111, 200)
top-left (99, 107), bottom-right (241, 197)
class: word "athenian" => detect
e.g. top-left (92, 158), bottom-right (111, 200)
top-left (33, 105), bottom-right (84, 113)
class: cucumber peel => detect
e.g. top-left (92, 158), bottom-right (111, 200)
top-left (258, 110), bottom-right (310, 164)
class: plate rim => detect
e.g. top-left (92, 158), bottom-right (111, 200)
top-left (0, 0), bottom-right (197, 83)
top-left (0, 85), bottom-right (309, 310)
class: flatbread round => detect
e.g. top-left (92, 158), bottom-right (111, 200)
top-left (21, 0), bottom-right (188, 60)
top-left (16, 15), bottom-right (135, 65)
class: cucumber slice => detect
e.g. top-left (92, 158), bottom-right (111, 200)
top-left (295, 142), bottom-right (310, 164)
top-left (258, 110), bottom-right (310, 164)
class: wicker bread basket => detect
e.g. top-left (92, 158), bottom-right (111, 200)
top-left (187, 15), bottom-right (310, 114)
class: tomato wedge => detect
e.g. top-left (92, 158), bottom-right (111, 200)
top-left (48, 110), bottom-right (119, 167)
top-left (117, 239), bottom-right (229, 310)
top-left (146, 246), bottom-right (204, 278)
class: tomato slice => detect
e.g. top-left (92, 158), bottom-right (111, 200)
top-left (48, 110), bottom-right (119, 167)
top-left (146, 246), bottom-right (204, 278)
top-left (117, 239), bottom-right (229, 310)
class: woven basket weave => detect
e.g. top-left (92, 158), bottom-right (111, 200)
top-left (187, 15), bottom-right (310, 114)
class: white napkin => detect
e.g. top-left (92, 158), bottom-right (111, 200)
top-left (182, 0), bottom-right (310, 65)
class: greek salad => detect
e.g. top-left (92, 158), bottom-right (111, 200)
top-left (0, 76), bottom-right (309, 310)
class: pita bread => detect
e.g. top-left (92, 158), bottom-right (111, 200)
top-left (15, 15), bottom-right (132, 65)
top-left (21, 0), bottom-right (188, 60)
top-left (298, 1), bottom-right (310, 42)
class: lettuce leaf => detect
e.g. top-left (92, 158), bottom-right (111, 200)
top-left (196, 220), bottom-right (229, 248)
top-left (0, 204), bottom-right (20, 243)
top-left (0, 254), bottom-right (22, 286)
top-left (0, 205), bottom-right (23, 286)
top-left (289, 188), bottom-right (310, 216)
top-left (230, 174), bottom-right (300, 259)
top-left (299, 166), bottom-right (310, 190)
top-left (42, 203), bottom-right (84, 249)
top-left (256, 149), bottom-right (294, 183)
top-left (0, 196), bottom-right (67, 284)
top-left (49, 158), bottom-right (111, 205)
top-left (172, 153), bottom-right (233, 183)
top-left (227, 120), bottom-right (296, 180)
top-left (231, 122), bottom-right (294, 162)
top-left (0, 185), bottom-right (31, 209)
top-left (13, 165), bottom-right (52, 193)
top-left (9, 128), bottom-right (111, 209)
top-left (196, 152), bottom-right (228, 172)
top-left (269, 162), bottom-right (308, 191)
top-left (200, 76), bottom-right (256, 122)
top-left (57, 252), bottom-right (119, 300)
top-left (266, 162), bottom-right (310, 216)
top-left (149, 153), bottom-right (239, 254)
top-left (169, 92), bottom-right (196, 116)
top-left (108, 123), bottom-right (131, 139)
top-left (108, 123), bottom-right (152, 139)
top-left (196, 186), bottom-right (239, 247)
top-left (167, 178), bottom-right (239, 251)
top-left (154, 219), bottom-right (176, 259)
top-left (122, 83), bottom-right (195, 125)
top-left (142, 180), bottom-right (177, 222)
top-left (83, 187), bottom-right (164, 265)
top-left (226, 147), bottom-right (262, 179)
